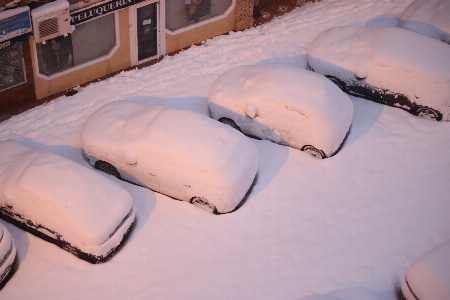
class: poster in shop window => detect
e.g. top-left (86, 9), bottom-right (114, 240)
top-left (0, 43), bottom-right (26, 92)
top-left (166, 0), bottom-right (232, 31)
top-left (36, 35), bottom-right (74, 76)
top-left (184, 0), bottom-right (211, 23)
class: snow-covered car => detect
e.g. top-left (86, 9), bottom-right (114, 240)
top-left (400, 0), bottom-right (450, 45)
top-left (0, 222), bottom-right (16, 288)
top-left (308, 25), bottom-right (450, 121)
top-left (208, 64), bottom-right (354, 159)
top-left (80, 101), bottom-right (259, 214)
top-left (0, 140), bottom-right (136, 264)
top-left (401, 240), bottom-right (450, 300)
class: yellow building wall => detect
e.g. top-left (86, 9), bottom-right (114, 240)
top-left (32, 9), bottom-right (131, 100)
top-left (165, 6), bottom-right (236, 54)
top-left (31, 4), bottom-right (238, 100)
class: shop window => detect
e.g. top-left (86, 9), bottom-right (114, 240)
top-left (36, 13), bottom-right (116, 76)
top-left (0, 43), bottom-right (26, 92)
top-left (166, 0), bottom-right (233, 31)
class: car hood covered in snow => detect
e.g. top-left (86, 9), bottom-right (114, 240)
top-left (81, 101), bottom-right (259, 213)
top-left (308, 25), bottom-right (450, 119)
top-left (0, 140), bottom-right (134, 248)
top-left (400, 0), bottom-right (450, 44)
top-left (404, 239), bottom-right (450, 300)
top-left (208, 64), bottom-right (353, 156)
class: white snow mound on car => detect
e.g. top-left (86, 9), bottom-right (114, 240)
top-left (0, 222), bottom-right (16, 284)
top-left (0, 140), bottom-right (134, 251)
top-left (403, 239), bottom-right (450, 300)
top-left (208, 64), bottom-right (353, 157)
top-left (81, 101), bottom-right (259, 213)
top-left (400, 0), bottom-right (450, 44)
top-left (308, 26), bottom-right (450, 120)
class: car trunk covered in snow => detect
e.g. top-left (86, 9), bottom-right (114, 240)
top-left (208, 64), bottom-right (354, 158)
top-left (400, 0), bottom-right (450, 44)
top-left (308, 25), bottom-right (450, 121)
top-left (401, 240), bottom-right (450, 300)
top-left (0, 222), bottom-right (16, 286)
top-left (81, 101), bottom-right (259, 214)
top-left (0, 140), bottom-right (135, 263)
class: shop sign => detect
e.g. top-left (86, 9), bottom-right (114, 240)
top-left (71, 0), bottom-right (146, 25)
top-left (0, 7), bottom-right (32, 43)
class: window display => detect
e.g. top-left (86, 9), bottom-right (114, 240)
top-left (166, 0), bottom-right (232, 31)
top-left (36, 13), bottom-right (116, 76)
top-left (0, 43), bottom-right (26, 92)
top-left (36, 36), bottom-right (73, 76)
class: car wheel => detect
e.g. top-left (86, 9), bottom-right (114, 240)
top-left (190, 197), bottom-right (218, 214)
top-left (301, 145), bottom-right (326, 159)
top-left (218, 117), bottom-right (241, 132)
top-left (95, 160), bottom-right (121, 179)
top-left (413, 106), bottom-right (442, 121)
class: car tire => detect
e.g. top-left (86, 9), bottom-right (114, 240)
top-left (190, 197), bottom-right (218, 214)
top-left (301, 145), bottom-right (326, 159)
top-left (413, 106), bottom-right (442, 121)
top-left (95, 160), bottom-right (121, 179)
top-left (218, 117), bottom-right (241, 132)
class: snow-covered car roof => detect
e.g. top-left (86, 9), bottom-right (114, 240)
top-left (0, 222), bottom-right (16, 286)
top-left (401, 239), bottom-right (450, 300)
top-left (208, 64), bottom-right (353, 157)
top-left (0, 140), bottom-right (135, 263)
top-left (308, 25), bottom-right (450, 121)
top-left (400, 0), bottom-right (450, 44)
top-left (81, 101), bottom-right (259, 214)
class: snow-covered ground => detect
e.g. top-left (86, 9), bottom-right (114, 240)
top-left (1, 0), bottom-right (449, 299)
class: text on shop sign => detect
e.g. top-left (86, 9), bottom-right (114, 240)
top-left (71, 0), bottom-right (146, 25)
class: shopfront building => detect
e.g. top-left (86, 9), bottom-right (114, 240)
top-left (0, 6), bottom-right (35, 121)
top-left (0, 0), bottom-right (253, 119)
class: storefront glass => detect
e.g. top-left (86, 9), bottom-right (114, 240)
top-left (36, 13), bottom-right (116, 76)
top-left (165, 0), bottom-right (232, 31)
top-left (0, 43), bottom-right (26, 92)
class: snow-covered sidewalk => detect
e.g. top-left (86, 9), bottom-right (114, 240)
top-left (1, 0), bottom-right (449, 299)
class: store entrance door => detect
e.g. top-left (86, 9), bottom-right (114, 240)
top-left (130, 1), bottom-right (159, 65)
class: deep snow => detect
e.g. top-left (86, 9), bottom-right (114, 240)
top-left (0, 222), bottom-right (15, 284)
top-left (401, 239), bottom-right (450, 300)
top-left (80, 101), bottom-right (259, 213)
top-left (307, 25), bottom-right (450, 121)
top-left (0, 140), bottom-right (135, 260)
top-left (400, 0), bottom-right (450, 44)
top-left (208, 64), bottom-right (353, 157)
top-left (0, 0), bottom-right (449, 299)
top-left (297, 287), bottom-right (382, 300)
